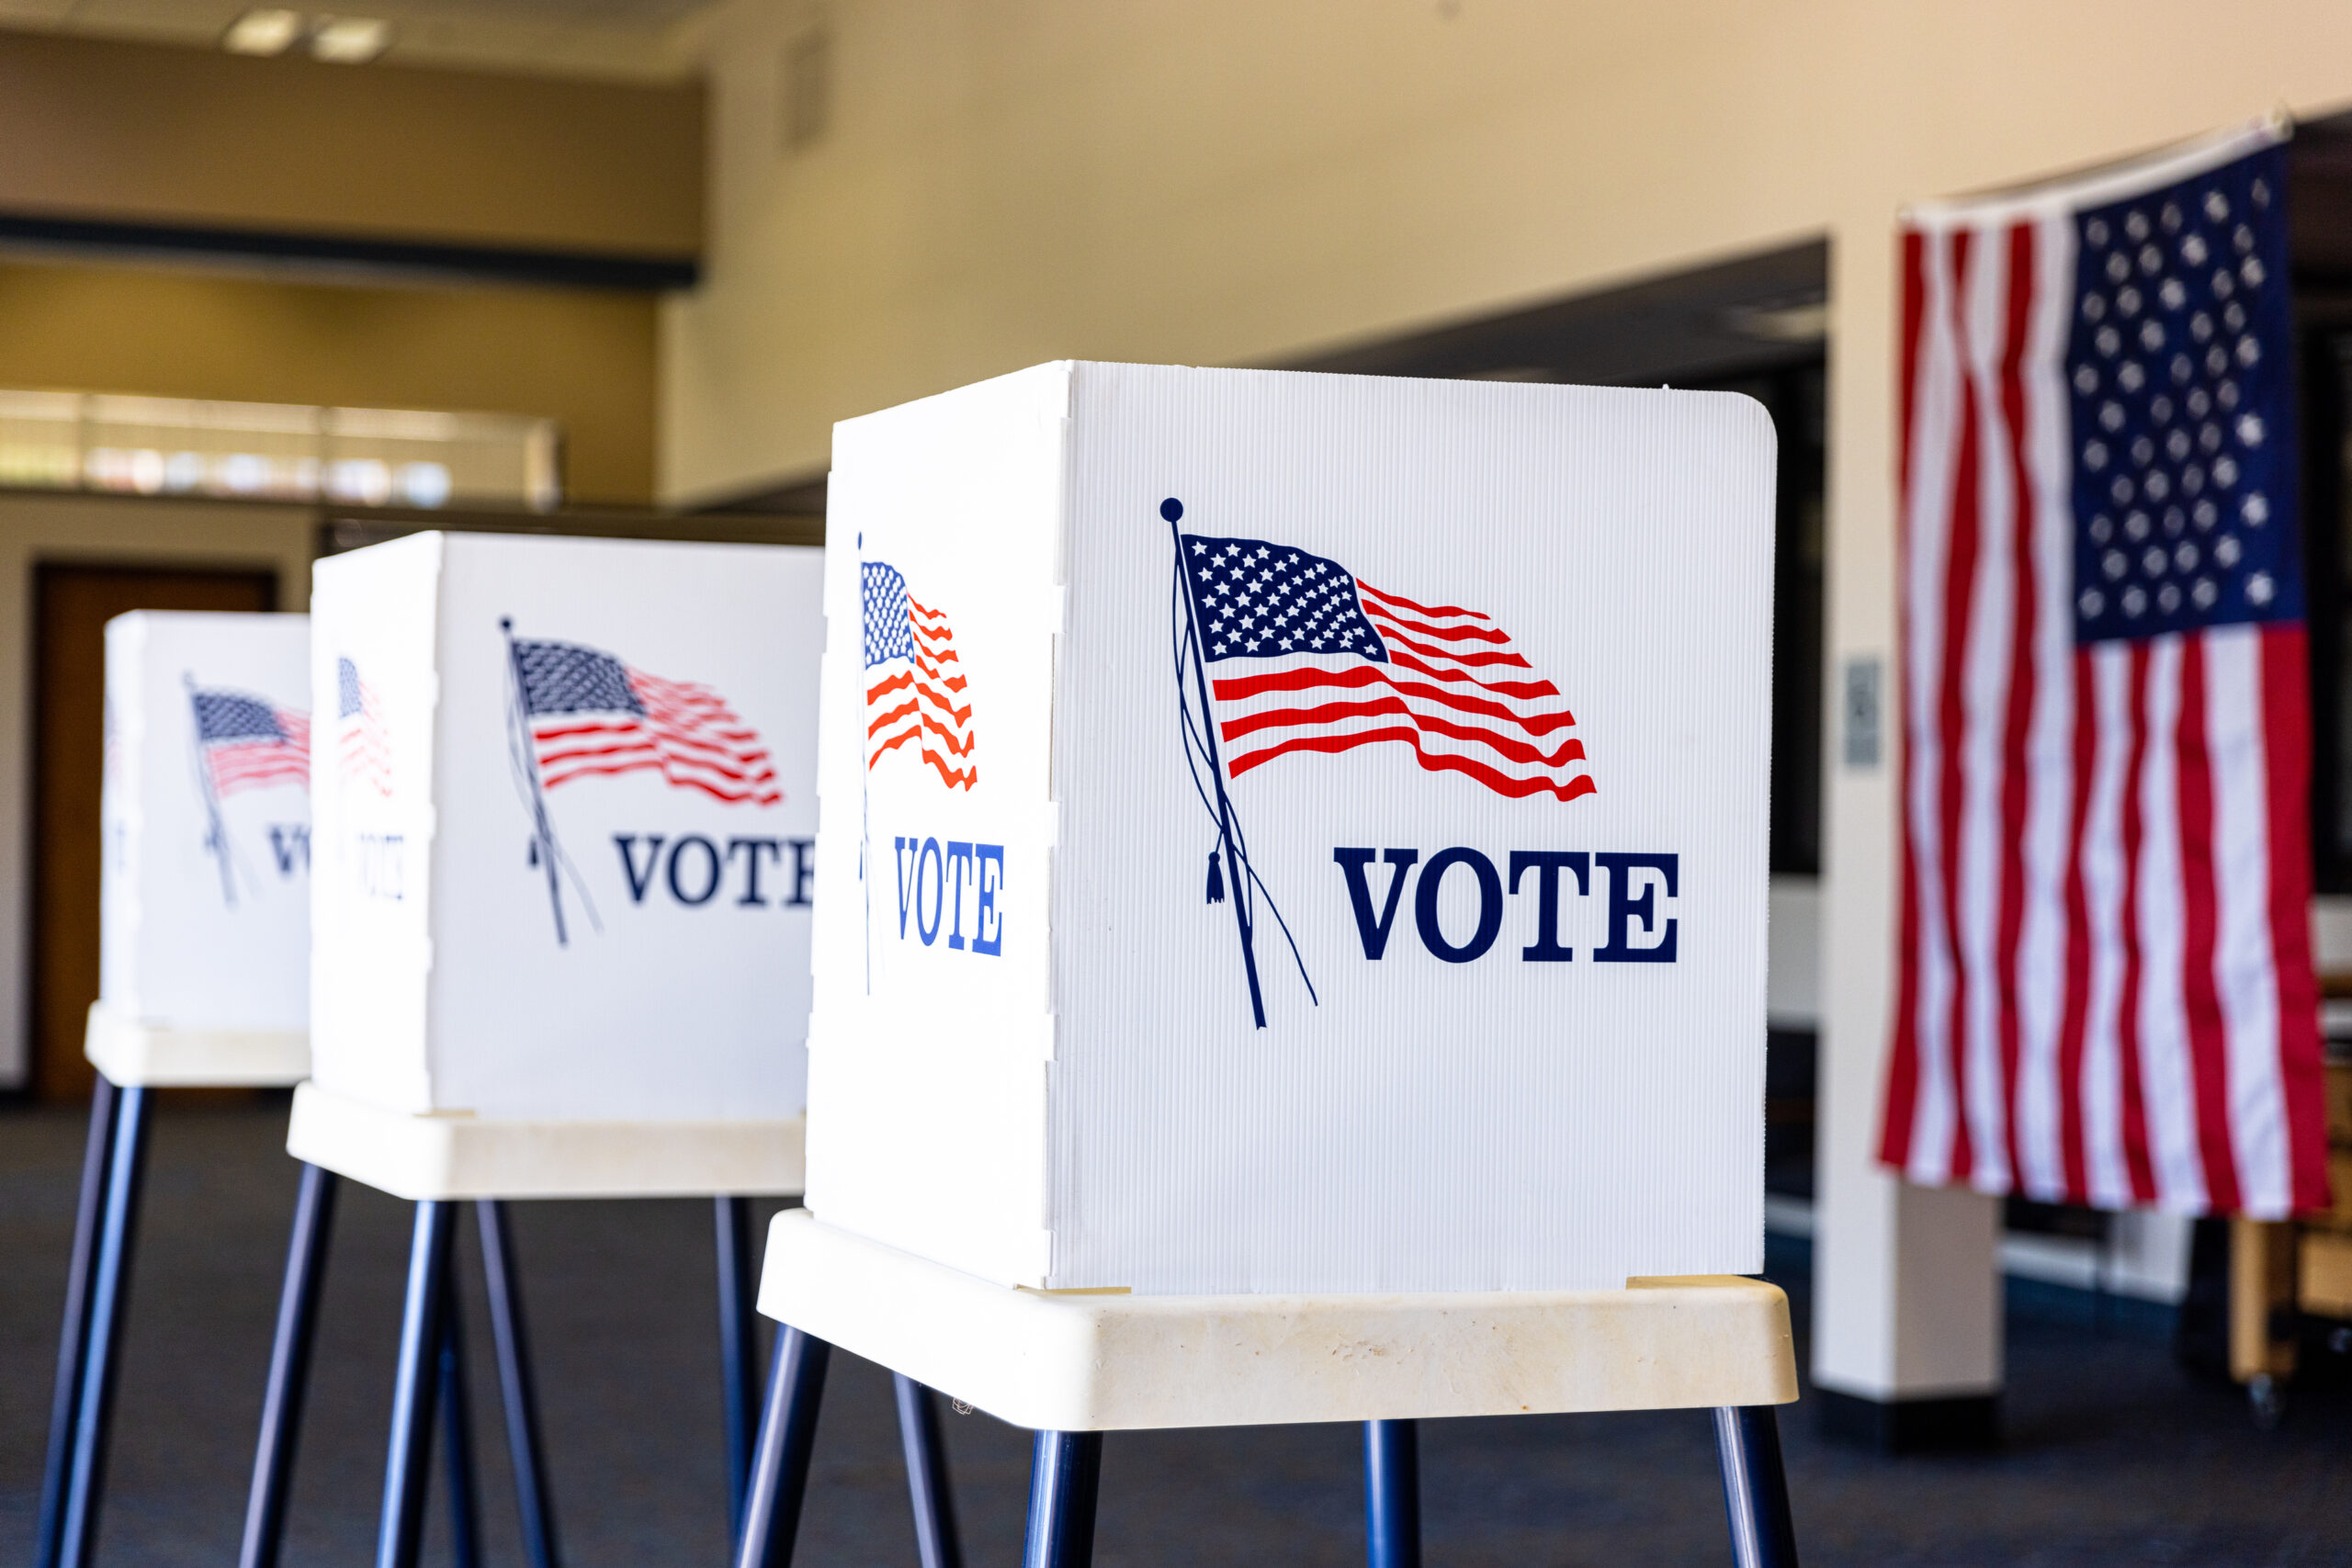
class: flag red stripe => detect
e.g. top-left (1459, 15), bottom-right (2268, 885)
top-left (2056, 651), bottom-right (2098, 1201)
top-left (1210, 662), bottom-right (1577, 738)
top-left (1354, 581), bottom-right (1491, 622)
top-left (1224, 724), bottom-right (1596, 801)
top-left (1993, 220), bottom-right (2039, 1192)
top-left (2176, 634), bottom-right (2242, 1213)
top-left (1224, 694), bottom-right (1590, 771)
top-left (1880, 226), bottom-right (1933, 1174)
top-left (2116, 644), bottom-right (2158, 1203)
top-left (2261, 626), bottom-right (2330, 1212)
top-left (1933, 225), bottom-right (1982, 1184)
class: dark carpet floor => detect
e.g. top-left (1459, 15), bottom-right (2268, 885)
top-left (1, 1100), bottom-right (2349, 1566)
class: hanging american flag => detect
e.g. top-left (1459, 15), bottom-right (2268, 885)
top-left (1176, 532), bottom-right (1594, 801)
top-left (190, 686), bottom-right (309, 796)
top-left (509, 637), bottom-right (780, 806)
top-left (1882, 122), bottom-right (2328, 1218)
top-left (336, 657), bottom-right (392, 797)
top-left (863, 561), bottom-right (978, 790)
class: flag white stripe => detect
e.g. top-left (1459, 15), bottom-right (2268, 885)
top-left (2080, 641), bottom-right (2134, 1208)
top-left (2135, 635), bottom-right (2209, 1211)
top-left (1958, 229), bottom-right (2020, 1190)
top-left (2015, 209), bottom-right (2081, 1201)
top-left (2206, 625), bottom-right (2291, 1215)
top-left (1903, 227), bottom-right (1965, 1184)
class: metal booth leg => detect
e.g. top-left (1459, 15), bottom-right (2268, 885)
top-left (715, 1196), bottom-right (762, 1534)
top-left (1713, 1405), bottom-right (1800, 1568)
top-left (438, 1285), bottom-right (483, 1568)
top-left (377, 1201), bottom-right (458, 1568)
top-left (1363, 1418), bottom-right (1421, 1568)
top-left (55, 1081), bottom-right (154, 1568)
top-left (35, 1075), bottom-right (122, 1568)
top-left (732, 1326), bottom-right (832, 1568)
top-left (1022, 1430), bottom-right (1102, 1568)
top-left (239, 1162), bottom-right (340, 1568)
top-left (478, 1199), bottom-right (560, 1568)
top-left (894, 1374), bottom-right (965, 1568)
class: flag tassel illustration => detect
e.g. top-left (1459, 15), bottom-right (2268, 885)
top-left (1164, 497), bottom-right (1320, 1029)
top-left (1169, 501), bottom-right (1265, 1027)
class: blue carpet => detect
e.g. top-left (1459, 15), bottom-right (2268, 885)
top-left (1, 1101), bottom-right (2348, 1565)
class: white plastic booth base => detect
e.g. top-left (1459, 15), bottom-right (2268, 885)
top-left (736, 1211), bottom-right (1804, 1568)
top-left (285, 1081), bottom-right (806, 1201)
top-left (232, 1086), bottom-right (818, 1568)
top-left (85, 998), bottom-right (309, 1088)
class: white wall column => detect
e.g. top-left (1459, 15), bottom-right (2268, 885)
top-left (1809, 213), bottom-right (2004, 1449)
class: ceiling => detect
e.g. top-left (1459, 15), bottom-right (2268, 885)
top-left (0, 0), bottom-right (717, 79)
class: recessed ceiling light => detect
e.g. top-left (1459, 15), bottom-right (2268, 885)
top-left (222, 8), bottom-right (305, 55)
top-left (309, 15), bottom-right (392, 63)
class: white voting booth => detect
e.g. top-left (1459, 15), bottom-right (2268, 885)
top-left (736, 364), bottom-right (1800, 1568)
top-left (91, 610), bottom-right (311, 1085)
top-left (42, 611), bottom-right (311, 1568)
top-left (291, 532), bottom-right (821, 1197)
top-left (242, 533), bottom-right (839, 1568)
top-left (808, 360), bottom-right (1774, 1294)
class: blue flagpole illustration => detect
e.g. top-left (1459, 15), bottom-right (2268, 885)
top-left (185, 671), bottom-right (237, 908)
top-left (501, 617), bottom-right (570, 946)
top-left (1165, 497), bottom-right (1268, 1029)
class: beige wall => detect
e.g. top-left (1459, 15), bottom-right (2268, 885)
top-left (0, 257), bottom-right (662, 507)
top-left (664, 0), bottom-right (2352, 506)
top-left (0, 30), bottom-right (701, 261)
top-left (664, 0), bottom-right (2352, 1396)
top-left (0, 493), bottom-right (314, 1087)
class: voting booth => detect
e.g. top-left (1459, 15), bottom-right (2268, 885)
top-left (736, 364), bottom-right (1800, 1568)
top-left (293, 531), bottom-right (820, 1195)
top-left (808, 360), bottom-right (1775, 1294)
top-left (90, 610), bottom-right (311, 1085)
top-left (239, 533), bottom-right (850, 1568)
top-left (40, 610), bottom-right (312, 1568)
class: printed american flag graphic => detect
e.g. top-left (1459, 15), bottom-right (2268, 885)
top-left (1883, 124), bottom-right (2328, 1217)
top-left (512, 638), bottom-right (780, 806)
top-left (191, 687), bottom-right (309, 796)
top-left (862, 561), bottom-right (977, 790)
top-left (1177, 533), bottom-right (1594, 801)
top-left (336, 657), bottom-right (391, 797)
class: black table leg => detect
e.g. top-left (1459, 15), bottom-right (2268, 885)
top-left (1022, 1430), bottom-right (1102, 1568)
top-left (894, 1374), bottom-right (964, 1568)
top-left (439, 1285), bottom-right (482, 1568)
top-left (55, 1081), bottom-right (153, 1568)
top-left (1363, 1418), bottom-right (1420, 1568)
top-left (733, 1325), bottom-right (832, 1568)
top-left (35, 1075), bottom-right (121, 1568)
top-left (1713, 1405), bottom-right (1800, 1568)
top-left (479, 1199), bottom-right (560, 1568)
top-left (716, 1195), bottom-right (762, 1535)
top-left (239, 1162), bottom-right (339, 1568)
top-left (377, 1200), bottom-right (457, 1568)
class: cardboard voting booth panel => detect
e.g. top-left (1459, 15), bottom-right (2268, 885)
top-left (309, 533), bottom-right (821, 1123)
top-left (808, 361), bottom-right (1776, 1294)
top-left (96, 611), bottom-right (311, 1078)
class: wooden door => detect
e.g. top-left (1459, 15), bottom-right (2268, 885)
top-left (31, 564), bottom-right (278, 1100)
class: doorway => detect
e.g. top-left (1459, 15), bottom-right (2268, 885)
top-left (30, 562), bottom-right (279, 1100)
